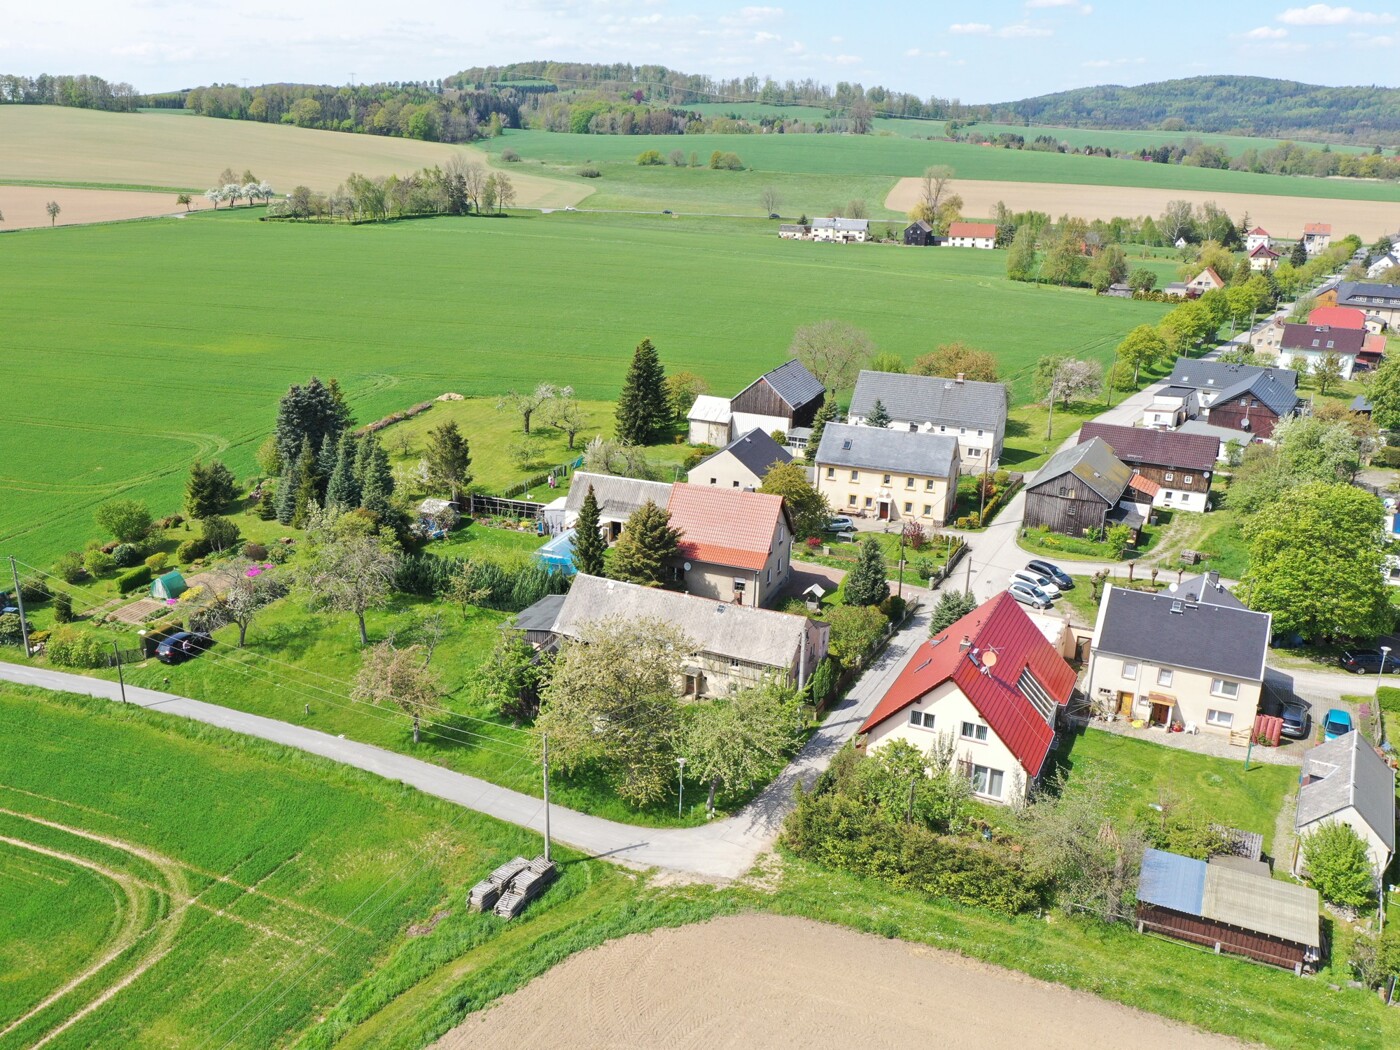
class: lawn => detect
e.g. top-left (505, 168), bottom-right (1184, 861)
top-left (1152, 506), bottom-right (1252, 581)
top-left (1019, 512), bottom-right (1171, 563)
top-left (1060, 575), bottom-right (1170, 624)
top-left (0, 207), bottom-right (1168, 564)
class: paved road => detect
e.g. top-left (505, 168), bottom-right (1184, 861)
top-left (0, 609), bottom-right (930, 880)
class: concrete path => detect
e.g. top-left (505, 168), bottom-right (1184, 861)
top-left (0, 609), bottom-right (929, 881)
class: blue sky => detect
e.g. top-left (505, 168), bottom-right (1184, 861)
top-left (5, 1), bottom-right (1397, 99)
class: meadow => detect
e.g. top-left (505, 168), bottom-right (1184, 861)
top-left (0, 207), bottom-right (1166, 563)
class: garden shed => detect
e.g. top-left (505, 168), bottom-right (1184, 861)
top-left (150, 571), bottom-right (188, 601)
top-left (535, 529), bottom-right (577, 575)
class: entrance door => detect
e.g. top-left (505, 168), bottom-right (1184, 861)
top-left (877, 501), bottom-right (890, 520)
top-left (1118, 691), bottom-right (1134, 717)
top-left (1150, 701), bottom-right (1172, 727)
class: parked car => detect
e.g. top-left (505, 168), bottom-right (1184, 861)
top-left (825, 516), bottom-right (857, 533)
top-left (1322, 708), bottom-right (1354, 741)
top-left (661, 209), bottom-right (673, 215)
top-left (1008, 581), bottom-right (1053, 610)
top-left (768, 212), bottom-right (781, 220)
top-left (1340, 648), bottom-right (1400, 674)
top-left (1261, 696), bottom-right (1312, 740)
top-left (1025, 559), bottom-right (1072, 589)
top-left (1010, 569), bottom-right (1061, 599)
top-left (155, 631), bottom-right (212, 665)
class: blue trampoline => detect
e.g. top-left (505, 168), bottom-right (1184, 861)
top-left (536, 529), bottom-right (577, 575)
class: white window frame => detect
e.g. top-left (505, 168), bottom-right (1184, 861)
top-left (1164, 471), bottom-right (1174, 482)
top-left (909, 709), bottom-right (934, 730)
top-left (1206, 709), bottom-right (1234, 728)
top-left (1157, 668), bottom-right (1174, 687)
top-left (1121, 661), bottom-right (1138, 679)
top-left (960, 721), bottom-right (989, 743)
top-left (970, 764), bottom-right (1004, 799)
top-left (850, 470), bottom-right (860, 481)
top-left (1210, 678), bottom-right (1239, 699)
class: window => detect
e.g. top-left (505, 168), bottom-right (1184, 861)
top-left (939, 425), bottom-right (947, 433)
top-left (970, 764), bottom-right (1004, 799)
top-left (1164, 472), bottom-right (1174, 482)
top-left (709, 477), bottom-right (717, 485)
top-left (909, 710), bottom-right (934, 730)
top-left (864, 497), bottom-right (873, 508)
top-left (1206, 709), bottom-right (1234, 728)
top-left (826, 467), bottom-right (835, 479)
top-left (1122, 661), bottom-right (1138, 678)
top-left (925, 479), bottom-right (935, 491)
top-left (732, 480), bottom-right (739, 487)
top-left (1164, 491), bottom-right (1174, 500)
top-left (882, 474), bottom-right (892, 485)
top-left (923, 504), bottom-right (933, 516)
top-left (850, 470), bottom-right (860, 481)
top-left (1183, 475), bottom-right (1193, 485)
top-left (960, 721), bottom-right (988, 742)
top-left (1157, 668), bottom-right (1174, 687)
top-left (960, 427), bottom-right (967, 435)
top-left (1058, 486), bottom-right (1068, 496)
top-left (765, 569), bottom-right (771, 584)
top-left (906, 477), bottom-right (915, 488)
top-left (904, 502), bottom-right (913, 513)
top-left (969, 447), bottom-right (982, 457)
top-left (848, 494), bottom-right (857, 506)
top-left (730, 658), bottom-right (741, 668)
top-left (1210, 679), bottom-right (1239, 699)
top-left (977, 429), bottom-right (984, 437)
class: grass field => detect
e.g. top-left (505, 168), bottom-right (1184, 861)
top-left (0, 207), bottom-right (1166, 564)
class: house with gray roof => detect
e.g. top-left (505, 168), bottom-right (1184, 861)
top-left (1162, 358), bottom-right (1302, 440)
top-left (1023, 437), bottom-right (1151, 539)
top-left (813, 423), bottom-right (960, 525)
top-left (514, 574), bottom-right (828, 695)
top-left (1078, 422), bottom-right (1219, 513)
top-left (688, 359), bottom-right (825, 447)
top-left (688, 428), bottom-right (792, 491)
top-left (1086, 581), bottom-right (1271, 737)
top-left (847, 370), bottom-right (1007, 472)
top-left (811, 216), bottom-right (869, 243)
top-left (1294, 731), bottom-right (1396, 883)
top-left (563, 472), bottom-right (673, 542)
top-left (1336, 280), bottom-right (1400, 329)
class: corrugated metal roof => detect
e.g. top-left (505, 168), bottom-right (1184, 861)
top-left (1203, 864), bottom-right (1320, 949)
top-left (814, 423), bottom-right (959, 478)
top-left (1027, 437), bottom-right (1132, 506)
top-left (563, 473), bottom-right (673, 523)
top-left (688, 394), bottom-right (733, 424)
top-left (666, 483), bottom-right (788, 573)
top-left (1138, 848), bottom-right (1208, 915)
top-left (748, 359), bottom-right (825, 411)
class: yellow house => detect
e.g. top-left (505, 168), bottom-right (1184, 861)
top-left (813, 423), bottom-right (960, 525)
top-left (665, 483), bottom-right (794, 608)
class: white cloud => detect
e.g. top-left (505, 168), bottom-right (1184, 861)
top-left (785, 40), bottom-right (805, 54)
top-left (752, 31), bottom-right (779, 43)
top-left (949, 22), bottom-right (992, 34)
top-left (1277, 4), bottom-right (1395, 26)
top-left (829, 53), bottom-right (861, 65)
top-left (998, 24), bottom-right (1053, 37)
top-left (1242, 25), bottom-right (1289, 38)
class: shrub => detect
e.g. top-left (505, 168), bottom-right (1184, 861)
top-left (145, 552), bottom-right (168, 573)
top-left (880, 595), bottom-right (907, 623)
top-left (1371, 446), bottom-right (1400, 469)
top-left (111, 543), bottom-right (143, 568)
top-left (200, 515), bottom-right (241, 554)
top-left (157, 513), bottom-right (185, 529)
top-left (1303, 822), bottom-right (1376, 908)
top-left (500, 148), bottom-right (520, 162)
top-left (0, 613), bottom-right (22, 645)
top-left (242, 542), bottom-right (269, 561)
top-left (177, 538), bottom-right (208, 563)
top-left (805, 535), bottom-right (822, 550)
top-left (682, 444), bottom-right (719, 471)
top-left (265, 542), bottom-right (292, 564)
top-left (94, 498), bottom-right (152, 543)
top-left (912, 555), bottom-right (938, 581)
top-left (576, 166), bottom-right (601, 178)
top-left (53, 590), bottom-right (73, 623)
top-left (54, 552), bottom-right (85, 584)
top-left (28, 629), bottom-right (49, 646)
top-left (902, 521), bottom-right (927, 551)
top-left (46, 626), bottom-right (109, 668)
top-left (83, 549), bottom-right (116, 579)
top-left (115, 565), bottom-right (152, 595)
top-left (19, 576), bottom-right (50, 603)
top-left (636, 149), bottom-right (665, 166)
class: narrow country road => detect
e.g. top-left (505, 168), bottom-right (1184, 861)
top-left (0, 609), bottom-right (929, 880)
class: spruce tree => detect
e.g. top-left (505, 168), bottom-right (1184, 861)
top-left (804, 397), bottom-right (839, 464)
top-left (865, 398), bottom-right (892, 428)
top-left (929, 589), bottom-right (978, 636)
top-left (615, 338), bottom-right (668, 445)
top-left (316, 433), bottom-right (338, 493)
top-left (359, 437), bottom-right (395, 518)
top-left (1290, 239), bottom-right (1308, 267)
top-left (273, 376), bottom-right (351, 470)
top-left (275, 455), bottom-right (299, 524)
top-left (573, 484), bottom-right (608, 577)
top-left (608, 500), bottom-right (681, 586)
top-left (185, 459), bottom-right (237, 519)
top-left (423, 421), bottom-right (472, 504)
top-left (326, 432), bottom-right (361, 510)
top-left (844, 537), bottom-right (890, 607)
top-left (291, 437), bottom-right (318, 529)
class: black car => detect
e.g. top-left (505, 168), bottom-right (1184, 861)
top-left (1025, 559), bottom-right (1073, 590)
top-left (155, 631), bottom-right (212, 665)
top-left (1340, 648), bottom-right (1400, 675)
top-left (1261, 696), bottom-right (1312, 740)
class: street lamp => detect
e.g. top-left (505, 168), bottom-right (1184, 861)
top-left (1382, 645), bottom-right (1392, 678)
top-left (676, 757), bottom-right (687, 817)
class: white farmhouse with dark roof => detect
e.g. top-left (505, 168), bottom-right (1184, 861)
top-left (814, 423), bottom-right (960, 525)
top-left (687, 428), bottom-right (792, 490)
top-left (562, 472), bottom-right (673, 542)
top-left (1294, 731), bottom-right (1396, 883)
top-left (811, 217), bottom-right (869, 243)
top-left (1086, 577), bottom-right (1271, 737)
top-left (847, 370), bottom-right (1006, 472)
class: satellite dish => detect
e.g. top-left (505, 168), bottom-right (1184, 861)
top-left (1168, 583), bottom-right (1178, 593)
top-left (684, 562), bottom-right (692, 571)
top-left (982, 651), bottom-right (998, 668)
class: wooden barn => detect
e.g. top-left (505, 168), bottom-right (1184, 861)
top-left (729, 359), bottom-right (826, 431)
top-left (1023, 437), bottom-right (1143, 539)
top-left (1135, 848), bottom-right (1321, 974)
top-left (903, 220), bottom-right (938, 246)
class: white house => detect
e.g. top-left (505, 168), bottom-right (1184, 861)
top-left (687, 395), bottom-right (734, 447)
top-left (1245, 226), bottom-right (1272, 253)
top-left (1249, 243), bottom-right (1280, 272)
top-left (1186, 267), bottom-right (1226, 295)
top-left (1278, 323), bottom-right (1365, 382)
top-left (847, 370), bottom-right (1007, 472)
top-left (811, 217), bottom-right (869, 243)
top-left (1303, 222), bottom-right (1332, 256)
top-left (945, 221), bottom-right (997, 249)
top-left (1294, 731), bottom-right (1395, 886)
top-left (1142, 385), bottom-right (1194, 429)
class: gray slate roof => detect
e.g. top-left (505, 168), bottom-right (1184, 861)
top-left (743, 359), bottom-right (825, 411)
top-left (813, 217), bottom-right (869, 232)
top-left (1207, 370), bottom-right (1302, 420)
top-left (1095, 585), bottom-right (1271, 682)
top-left (512, 593), bottom-right (566, 633)
top-left (1179, 574), bottom-right (1245, 610)
top-left (1028, 437), bottom-right (1132, 505)
top-left (1296, 731), bottom-right (1396, 855)
top-left (815, 423), bottom-right (960, 478)
top-left (542, 574), bottom-right (816, 669)
top-left (1167, 358), bottom-right (1298, 393)
top-left (563, 472), bottom-right (673, 523)
top-left (848, 370), bottom-right (1007, 433)
top-left (1338, 281), bottom-right (1400, 308)
top-left (700, 428), bottom-right (792, 478)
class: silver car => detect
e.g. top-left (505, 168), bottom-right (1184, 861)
top-left (1008, 581), bottom-right (1053, 610)
top-left (1010, 569), bottom-right (1061, 599)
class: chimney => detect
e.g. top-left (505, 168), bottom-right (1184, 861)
top-left (1206, 570), bottom-right (1220, 590)
top-left (959, 635), bottom-right (972, 651)
top-left (955, 372), bottom-right (965, 384)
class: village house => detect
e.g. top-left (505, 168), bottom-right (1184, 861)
top-left (665, 483), bottom-right (794, 608)
top-left (514, 574), bottom-right (828, 695)
top-left (687, 359), bottom-right (825, 447)
top-left (1077, 423), bottom-right (1217, 513)
top-left (903, 219), bottom-right (938, 246)
top-left (1248, 317), bottom-right (1286, 357)
top-left (563, 472), bottom-right (673, 542)
top-left (778, 223), bottom-right (809, 240)
top-left (1086, 574), bottom-right (1270, 735)
top-left (813, 423), bottom-right (960, 525)
top-left (858, 592), bottom-right (1077, 805)
top-left (1366, 248), bottom-right (1400, 279)
top-left (1163, 359), bottom-right (1301, 439)
top-left (1022, 437), bottom-right (1152, 540)
top-left (1335, 281), bottom-right (1400, 330)
top-left (847, 369), bottom-right (1007, 471)
top-left (1302, 222), bottom-right (1332, 256)
top-left (1293, 731), bottom-right (1396, 885)
top-left (1186, 267), bottom-right (1226, 296)
top-left (1163, 281), bottom-right (1191, 299)
top-left (687, 395), bottom-right (736, 447)
top-left (1244, 226), bottom-right (1272, 253)
top-left (944, 221), bottom-right (997, 249)
top-left (1278, 323), bottom-right (1366, 381)
top-left (1248, 243), bottom-right (1280, 272)
top-left (811, 216), bottom-right (869, 243)
top-left (687, 428), bottom-right (791, 490)
top-left (1142, 384), bottom-right (1196, 429)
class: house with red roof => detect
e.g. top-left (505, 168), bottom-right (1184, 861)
top-left (1302, 222), bottom-right (1331, 256)
top-left (858, 593), bottom-right (1076, 804)
top-left (1245, 227), bottom-right (1272, 253)
top-left (1186, 267), bottom-right (1226, 295)
top-left (1248, 243), bottom-right (1280, 272)
top-left (1307, 305), bottom-right (1366, 330)
top-left (665, 483), bottom-right (794, 608)
top-left (945, 221), bottom-right (997, 250)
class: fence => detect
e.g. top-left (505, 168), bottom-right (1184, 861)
top-left (102, 647), bottom-right (144, 667)
top-left (466, 495), bottom-right (548, 522)
top-left (501, 456), bottom-right (584, 500)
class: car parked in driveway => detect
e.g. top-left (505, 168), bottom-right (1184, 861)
top-left (1010, 569), bottom-right (1061, 599)
top-left (1025, 559), bottom-right (1072, 590)
top-left (1008, 581), bottom-right (1053, 610)
top-left (1340, 648), bottom-right (1400, 674)
top-left (1322, 708), bottom-right (1354, 741)
top-left (155, 631), bottom-right (212, 665)
top-left (825, 516), bottom-right (856, 533)
top-left (1261, 696), bottom-right (1312, 740)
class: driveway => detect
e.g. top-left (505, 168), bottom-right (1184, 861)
top-left (0, 608), bottom-right (930, 881)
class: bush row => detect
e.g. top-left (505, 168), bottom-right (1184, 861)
top-left (355, 400), bottom-right (436, 436)
top-left (115, 565), bottom-right (152, 595)
top-left (47, 626), bottom-right (111, 668)
top-left (394, 552), bottom-right (571, 612)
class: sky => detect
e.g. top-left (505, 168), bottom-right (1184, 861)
top-left (4, 1), bottom-right (1398, 101)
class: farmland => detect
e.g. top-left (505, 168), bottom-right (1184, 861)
top-left (0, 207), bottom-right (1166, 563)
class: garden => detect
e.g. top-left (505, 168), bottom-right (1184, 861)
top-left (1019, 510), bottom-right (1171, 563)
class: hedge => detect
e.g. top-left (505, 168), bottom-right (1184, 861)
top-left (115, 565), bottom-right (152, 595)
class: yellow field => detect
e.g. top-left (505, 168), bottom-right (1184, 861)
top-left (0, 106), bottom-right (586, 207)
top-left (886, 177), bottom-right (1400, 240)
top-left (0, 184), bottom-right (214, 229)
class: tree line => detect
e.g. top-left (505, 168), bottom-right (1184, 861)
top-left (268, 160), bottom-right (515, 222)
top-left (0, 73), bottom-right (137, 110)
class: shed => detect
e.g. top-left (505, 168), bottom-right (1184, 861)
top-left (1135, 848), bottom-right (1321, 973)
top-left (535, 529), bottom-right (578, 576)
top-left (151, 571), bottom-right (188, 601)
top-left (903, 219), bottom-right (936, 246)
top-left (417, 497), bottom-right (459, 538)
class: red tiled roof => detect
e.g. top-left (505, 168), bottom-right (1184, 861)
top-left (1303, 223), bottom-right (1331, 235)
top-left (1077, 422), bottom-right (1218, 471)
top-left (1192, 267), bottom-right (1225, 288)
top-left (1363, 333), bottom-right (1387, 358)
top-left (948, 221), bottom-right (997, 239)
top-left (859, 593), bottom-right (1076, 777)
top-left (1128, 473), bottom-right (1161, 497)
top-left (1249, 226), bottom-right (1269, 236)
top-left (1249, 244), bottom-right (1279, 258)
top-left (1307, 306), bottom-right (1366, 329)
top-left (666, 483), bottom-right (787, 573)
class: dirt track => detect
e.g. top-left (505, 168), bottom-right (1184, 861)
top-left (436, 914), bottom-right (1245, 1050)
top-left (886, 177), bottom-right (1400, 241)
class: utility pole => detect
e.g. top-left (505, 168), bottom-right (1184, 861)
top-left (964, 551), bottom-right (972, 597)
top-left (1044, 375), bottom-right (1057, 441)
top-left (978, 453), bottom-right (989, 525)
top-left (542, 733), bottom-right (552, 863)
top-left (113, 642), bottom-right (127, 704)
top-left (8, 557), bottom-right (30, 659)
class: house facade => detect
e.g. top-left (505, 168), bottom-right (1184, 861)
top-left (858, 593), bottom-right (1077, 805)
top-left (1077, 423), bottom-right (1217, 512)
top-left (1023, 437), bottom-right (1146, 538)
top-left (813, 423), bottom-right (960, 526)
top-left (666, 483), bottom-right (794, 608)
top-left (903, 219), bottom-right (937, 246)
top-left (1249, 244), bottom-right (1280, 271)
top-left (1294, 731), bottom-right (1396, 883)
top-left (847, 370), bottom-right (1006, 471)
top-left (689, 360), bottom-right (825, 447)
top-left (1278, 323), bottom-right (1365, 381)
top-left (687, 428), bottom-right (792, 490)
top-left (1086, 577), bottom-right (1270, 736)
top-left (1244, 227), bottom-right (1272, 253)
top-left (1142, 384), bottom-right (1195, 429)
top-left (778, 223), bottom-right (808, 240)
top-left (1186, 267), bottom-right (1225, 295)
top-left (945, 221), bottom-right (997, 249)
top-left (563, 473), bottom-right (673, 541)
top-left (1163, 359), bottom-right (1301, 440)
top-left (1336, 281), bottom-right (1400, 329)
top-left (811, 217), bottom-right (869, 243)
top-left (1302, 222), bottom-right (1332, 256)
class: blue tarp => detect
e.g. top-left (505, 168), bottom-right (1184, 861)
top-left (535, 529), bottom-right (577, 575)
top-left (1137, 848), bottom-right (1208, 916)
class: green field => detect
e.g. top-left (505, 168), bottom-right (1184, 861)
top-left (0, 208), bottom-right (1167, 564)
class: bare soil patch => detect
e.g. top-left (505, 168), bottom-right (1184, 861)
top-left (0, 184), bottom-right (206, 229)
top-left (887, 177), bottom-right (1400, 241)
top-left (435, 913), bottom-right (1245, 1050)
